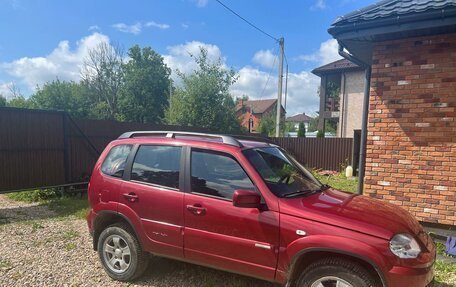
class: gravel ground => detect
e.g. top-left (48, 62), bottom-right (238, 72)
top-left (0, 195), bottom-right (276, 287)
top-left (2, 195), bottom-right (454, 287)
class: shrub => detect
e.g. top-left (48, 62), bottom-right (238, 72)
top-left (7, 188), bottom-right (60, 202)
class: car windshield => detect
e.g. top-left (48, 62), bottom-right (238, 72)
top-left (243, 147), bottom-right (323, 198)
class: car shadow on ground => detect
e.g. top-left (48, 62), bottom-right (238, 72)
top-left (434, 283), bottom-right (455, 287)
top-left (133, 255), bottom-right (280, 287)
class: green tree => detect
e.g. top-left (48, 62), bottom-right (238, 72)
top-left (308, 114), bottom-right (318, 132)
top-left (258, 113), bottom-right (276, 137)
top-left (118, 45), bottom-right (171, 123)
top-left (284, 122), bottom-right (296, 133)
top-left (235, 95), bottom-right (249, 105)
top-left (325, 118), bottom-right (338, 134)
top-left (166, 48), bottom-right (241, 133)
top-left (7, 96), bottom-right (32, 108)
top-left (81, 42), bottom-right (124, 120)
top-left (0, 95), bottom-right (6, 107)
top-left (297, 122), bottom-right (306, 137)
top-left (30, 79), bottom-right (89, 118)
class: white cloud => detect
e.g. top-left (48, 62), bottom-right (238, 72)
top-left (145, 21), bottom-right (170, 30)
top-left (112, 22), bottom-right (142, 35)
top-left (88, 25), bottom-right (100, 31)
top-left (112, 21), bottom-right (171, 34)
top-left (181, 23), bottom-right (189, 29)
top-left (163, 41), bottom-right (224, 80)
top-left (195, 0), bottom-right (208, 7)
top-left (252, 49), bottom-right (276, 69)
top-left (1, 32), bottom-right (110, 90)
top-left (0, 82), bottom-right (13, 98)
top-left (311, 0), bottom-right (326, 10)
top-left (298, 39), bottom-right (342, 66)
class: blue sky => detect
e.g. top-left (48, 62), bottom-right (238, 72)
top-left (0, 0), bottom-right (373, 116)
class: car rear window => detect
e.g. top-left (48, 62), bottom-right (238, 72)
top-left (101, 144), bottom-right (133, 178)
top-left (131, 145), bottom-right (181, 189)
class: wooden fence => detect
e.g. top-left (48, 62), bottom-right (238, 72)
top-left (0, 107), bottom-right (354, 193)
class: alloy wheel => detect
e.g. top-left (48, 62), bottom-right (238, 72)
top-left (102, 234), bottom-right (132, 273)
top-left (310, 276), bottom-right (354, 287)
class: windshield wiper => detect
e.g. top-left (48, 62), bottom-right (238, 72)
top-left (283, 184), bottom-right (330, 198)
top-left (320, 184), bottom-right (331, 191)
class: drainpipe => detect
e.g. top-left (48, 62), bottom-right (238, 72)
top-left (338, 44), bottom-right (371, 195)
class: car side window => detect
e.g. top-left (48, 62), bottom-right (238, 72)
top-left (101, 144), bottom-right (132, 178)
top-left (131, 145), bottom-right (181, 189)
top-left (191, 149), bottom-right (255, 200)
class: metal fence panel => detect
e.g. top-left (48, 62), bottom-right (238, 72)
top-left (0, 107), bottom-right (210, 192)
top-left (272, 137), bottom-right (353, 171)
top-left (0, 108), bottom-right (66, 191)
top-left (0, 107), bottom-right (353, 192)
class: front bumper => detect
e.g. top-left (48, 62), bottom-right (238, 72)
top-left (385, 265), bottom-right (434, 287)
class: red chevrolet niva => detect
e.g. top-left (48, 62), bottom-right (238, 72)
top-left (87, 131), bottom-right (435, 287)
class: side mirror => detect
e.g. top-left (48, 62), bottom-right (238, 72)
top-left (233, 189), bottom-right (261, 208)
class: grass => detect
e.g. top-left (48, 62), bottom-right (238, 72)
top-left (62, 229), bottom-right (80, 240)
top-left (7, 188), bottom-right (58, 202)
top-left (0, 258), bottom-right (12, 271)
top-left (435, 260), bottom-right (456, 286)
top-left (64, 243), bottom-right (77, 251)
top-left (434, 242), bottom-right (456, 286)
top-left (6, 189), bottom-right (89, 220)
top-left (313, 171), bottom-right (358, 193)
top-left (47, 197), bottom-right (89, 220)
top-left (31, 222), bottom-right (44, 232)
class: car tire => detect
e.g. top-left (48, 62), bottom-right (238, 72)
top-left (97, 223), bottom-right (148, 281)
top-left (297, 257), bottom-right (378, 287)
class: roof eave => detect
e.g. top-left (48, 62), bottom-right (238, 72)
top-left (329, 8), bottom-right (456, 39)
top-left (312, 66), bottom-right (364, 77)
top-left (329, 8), bottom-right (456, 64)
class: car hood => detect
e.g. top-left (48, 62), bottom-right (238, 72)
top-left (279, 188), bottom-right (422, 240)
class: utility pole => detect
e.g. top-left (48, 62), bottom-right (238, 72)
top-left (275, 37), bottom-right (285, 137)
top-left (284, 63), bottom-right (289, 111)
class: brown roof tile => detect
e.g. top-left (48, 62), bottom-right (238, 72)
top-left (286, 113), bottom-right (313, 122)
top-left (311, 59), bottom-right (361, 76)
top-left (236, 99), bottom-right (277, 114)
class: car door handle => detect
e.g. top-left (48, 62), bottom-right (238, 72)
top-left (123, 192), bottom-right (139, 203)
top-left (186, 204), bottom-right (206, 216)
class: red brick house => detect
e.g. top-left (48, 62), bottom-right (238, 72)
top-left (329, 0), bottom-right (456, 225)
top-left (236, 99), bottom-right (285, 133)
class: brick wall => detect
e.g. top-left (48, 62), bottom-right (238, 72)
top-left (365, 33), bottom-right (456, 225)
top-left (238, 112), bottom-right (261, 132)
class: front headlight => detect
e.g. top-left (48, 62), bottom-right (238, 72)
top-left (389, 233), bottom-right (421, 259)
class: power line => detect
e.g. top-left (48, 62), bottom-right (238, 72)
top-left (215, 0), bottom-right (279, 42)
top-left (283, 52), bottom-right (289, 66)
top-left (259, 47), bottom-right (278, 100)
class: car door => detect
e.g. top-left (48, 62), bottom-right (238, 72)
top-left (119, 144), bottom-right (185, 259)
top-left (183, 147), bottom-right (279, 281)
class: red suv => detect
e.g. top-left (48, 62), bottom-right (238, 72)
top-left (87, 131), bottom-right (435, 287)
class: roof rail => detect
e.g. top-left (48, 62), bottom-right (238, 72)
top-left (118, 131), bottom-right (243, 147)
top-left (230, 134), bottom-right (277, 145)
